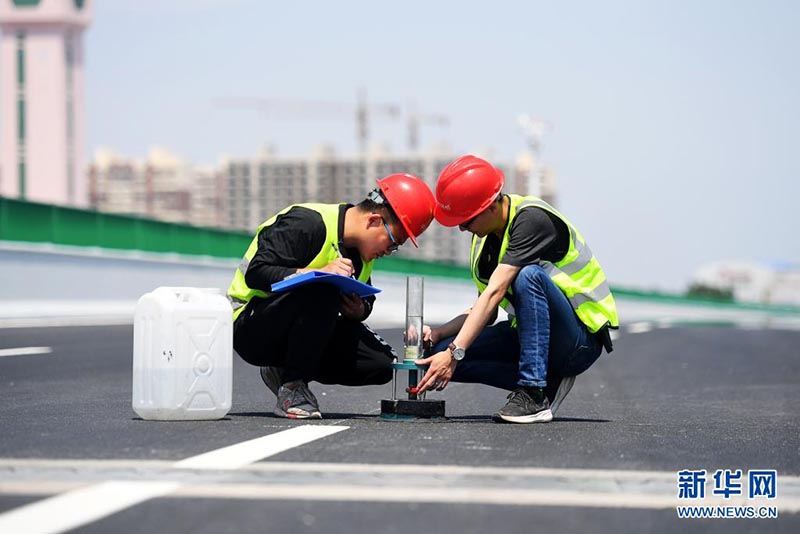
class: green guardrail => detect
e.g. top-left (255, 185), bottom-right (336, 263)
top-left (611, 287), bottom-right (800, 315)
top-left (0, 196), bottom-right (251, 259)
top-left (2, 196), bottom-right (798, 314)
top-left (0, 195), bottom-right (470, 278)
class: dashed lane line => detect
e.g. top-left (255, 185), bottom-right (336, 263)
top-left (0, 425), bottom-right (349, 534)
top-left (626, 322), bottom-right (653, 334)
top-left (0, 346), bottom-right (52, 358)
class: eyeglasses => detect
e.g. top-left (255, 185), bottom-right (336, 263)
top-left (381, 218), bottom-right (401, 254)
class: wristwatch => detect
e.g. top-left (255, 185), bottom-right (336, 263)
top-left (447, 342), bottom-right (466, 361)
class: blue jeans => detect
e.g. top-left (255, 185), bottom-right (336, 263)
top-left (431, 265), bottom-right (602, 390)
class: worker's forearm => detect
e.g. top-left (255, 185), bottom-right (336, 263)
top-left (245, 263), bottom-right (296, 290)
top-left (453, 289), bottom-right (505, 349)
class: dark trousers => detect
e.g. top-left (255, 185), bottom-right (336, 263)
top-left (431, 265), bottom-right (603, 394)
top-left (233, 284), bottom-right (395, 386)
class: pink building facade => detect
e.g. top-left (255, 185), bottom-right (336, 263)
top-left (0, 0), bottom-right (91, 206)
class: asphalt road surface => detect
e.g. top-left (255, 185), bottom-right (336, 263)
top-left (1, 323), bottom-right (798, 533)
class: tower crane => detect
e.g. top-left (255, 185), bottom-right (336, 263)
top-left (407, 113), bottom-right (450, 152)
top-left (517, 114), bottom-right (552, 157)
top-left (214, 88), bottom-right (401, 154)
top-left (517, 114), bottom-right (554, 200)
top-left (407, 101), bottom-right (450, 152)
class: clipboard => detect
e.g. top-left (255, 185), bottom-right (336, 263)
top-left (271, 271), bottom-right (381, 297)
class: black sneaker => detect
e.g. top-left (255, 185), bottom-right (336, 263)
top-left (493, 387), bottom-right (553, 424)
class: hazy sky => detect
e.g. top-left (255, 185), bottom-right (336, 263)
top-left (86, 1), bottom-right (800, 290)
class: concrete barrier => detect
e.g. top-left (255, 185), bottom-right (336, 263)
top-left (2, 241), bottom-right (798, 331)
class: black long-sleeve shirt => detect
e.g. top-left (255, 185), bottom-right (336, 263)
top-left (244, 204), bottom-right (375, 321)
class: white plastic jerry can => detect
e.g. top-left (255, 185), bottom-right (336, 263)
top-left (133, 287), bottom-right (233, 420)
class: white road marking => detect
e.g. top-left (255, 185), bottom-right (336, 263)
top-left (0, 481), bottom-right (77, 495)
top-left (0, 426), bottom-right (349, 533)
top-left (247, 462), bottom-right (682, 479)
top-left (174, 425), bottom-right (349, 470)
top-left (627, 322), bottom-right (652, 334)
top-left (0, 346), bottom-right (52, 358)
top-left (1, 460), bottom-right (798, 512)
top-left (170, 482), bottom-right (800, 512)
top-left (0, 317), bottom-right (132, 329)
top-left (167, 483), bottom-right (679, 509)
top-left (0, 481), bottom-right (179, 534)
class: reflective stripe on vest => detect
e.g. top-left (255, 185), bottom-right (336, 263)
top-left (226, 203), bottom-right (374, 321)
top-left (470, 195), bottom-right (619, 333)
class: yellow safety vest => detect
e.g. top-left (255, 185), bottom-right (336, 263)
top-left (470, 194), bottom-right (619, 333)
top-left (227, 203), bottom-right (374, 321)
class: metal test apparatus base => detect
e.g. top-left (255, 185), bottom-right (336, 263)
top-left (380, 276), bottom-right (445, 420)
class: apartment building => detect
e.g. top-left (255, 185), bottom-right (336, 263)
top-left (91, 145), bottom-right (554, 265)
top-left (89, 147), bottom-right (222, 228)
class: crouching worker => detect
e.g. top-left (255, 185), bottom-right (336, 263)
top-left (416, 155), bottom-right (619, 423)
top-left (227, 174), bottom-right (435, 419)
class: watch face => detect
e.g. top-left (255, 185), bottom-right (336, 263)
top-left (452, 347), bottom-right (466, 361)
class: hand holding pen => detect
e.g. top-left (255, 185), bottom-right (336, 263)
top-left (325, 242), bottom-right (355, 278)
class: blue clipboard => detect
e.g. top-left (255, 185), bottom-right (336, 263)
top-left (271, 271), bottom-right (381, 298)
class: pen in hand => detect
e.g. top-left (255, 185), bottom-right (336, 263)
top-left (331, 242), bottom-right (355, 279)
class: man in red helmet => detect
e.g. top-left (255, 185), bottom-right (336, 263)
top-left (228, 174), bottom-right (435, 419)
top-left (416, 155), bottom-right (619, 423)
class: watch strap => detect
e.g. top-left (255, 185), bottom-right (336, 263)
top-left (447, 342), bottom-right (465, 361)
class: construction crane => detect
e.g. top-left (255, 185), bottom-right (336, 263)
top-left (407, 101), bottom-right (450, 152)
top-left (214, 88), bottom-right (401, 154)
top-left (517, 114), bottom-right (554, 200)
top-left (517, 114), bottom-right (552, 157)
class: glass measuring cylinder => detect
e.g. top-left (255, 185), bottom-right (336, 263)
top-left (404, 276), bottom-right (424, 361)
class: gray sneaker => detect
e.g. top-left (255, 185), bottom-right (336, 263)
top-left (260, 366), bottom-right (283, 397)
top-left (493, 387), bottom-right (553, 424)
top-left (549, 375), bottom-right (575, 416)
top-left (274, 380), bottom-right (322, 419)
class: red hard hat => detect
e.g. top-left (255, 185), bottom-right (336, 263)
top-left (376, 173), bottom-right (434, 247)
top-left (434, 155), bottom-right (504, 227)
